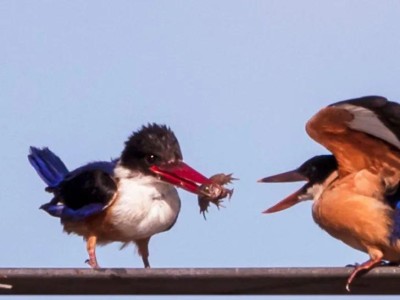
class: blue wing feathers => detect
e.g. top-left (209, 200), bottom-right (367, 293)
top-left (389, 189), bottom-right (400, 244)
top-left (41, 202), bottom-right (106, 221)
top-left (391, 204), bottom-right (400, 245)
top-left (28, 147), bottom-right (69, 187)
top-left (29, 147), bottom-right (117, 221)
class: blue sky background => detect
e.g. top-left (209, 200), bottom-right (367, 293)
top-left (1, 1), bottom-right (400, 299)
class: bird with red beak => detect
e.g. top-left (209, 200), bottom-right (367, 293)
top-left (259, 96), bottom-right (400, 291)
top-left (29, 123), bottom-right (233, 268)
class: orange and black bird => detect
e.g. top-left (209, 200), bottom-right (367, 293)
top-left (259, 96), bottom-right (400, 291)
top-left (28, 123), bottom-right (229, 268)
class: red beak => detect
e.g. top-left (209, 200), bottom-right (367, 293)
top-left (258, 169), bottom-right (310, 214)
top-left (150, 161), bottom-right (212, 195)
top-left (262, 185), bottom-right (308, 213)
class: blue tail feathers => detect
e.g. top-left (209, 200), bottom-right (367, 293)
top-left (28, 147), bottom-right (69, 187)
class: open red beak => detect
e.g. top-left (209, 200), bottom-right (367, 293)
top-left (258, 169), bottom-right (310, 214)
top-left (262, 185), bottom-right (309, 213)
top-left (150, 161), bottom-right (212, 195)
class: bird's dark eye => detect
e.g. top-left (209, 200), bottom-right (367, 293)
top-left (145, 154), bottom-right (158, 165)
top-left (308, 165), bottom-right (317, 177)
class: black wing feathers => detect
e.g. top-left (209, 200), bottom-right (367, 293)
top-left (60, 169), bottom-right (117, 210)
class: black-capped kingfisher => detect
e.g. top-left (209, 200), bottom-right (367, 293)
top-left (29, 123), bottom-right (232, 268)
top-left (259, 96), bottom-right (400, 291)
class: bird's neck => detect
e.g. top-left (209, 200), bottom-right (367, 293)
top-left (312, 170), bottom-right (339, 201)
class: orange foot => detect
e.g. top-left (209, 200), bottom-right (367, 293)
top-left (346, 257), bottom-right (382, 292)
top-left (86, 235), bottom-right (100, 269)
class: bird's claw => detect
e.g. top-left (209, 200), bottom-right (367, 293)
top-left (345, 262), bottom-right (359, 267)
top-left (378, 260), bottom-right (399, 266)
top-left (345, 282), bottom-right (351, 292)
top-left (85, 258), bottom-right (100, 269)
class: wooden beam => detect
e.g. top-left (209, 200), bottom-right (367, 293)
top-left (0, 267), bottom-right (399, 295)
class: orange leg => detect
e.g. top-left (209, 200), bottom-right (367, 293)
top-left (136, 237), bottom-right (151, 268)
top-left (85, 235), bottom-right (99, 269)
top-left (346, 257), bottom-right (382, 292)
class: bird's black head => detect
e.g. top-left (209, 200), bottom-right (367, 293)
top-left (120, 124), bottom-right (183, 173)
top-left (296, 155), bottom-right (338, 184)
top-left (120, 123), bottom-right (213, 195)
top-left (258, 155), bottom-right (338, 213)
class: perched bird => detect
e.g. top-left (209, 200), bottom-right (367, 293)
top-left (259, 96), bottom-right (400, 291)
top-left (29, 123), bottom-right (229, 268)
